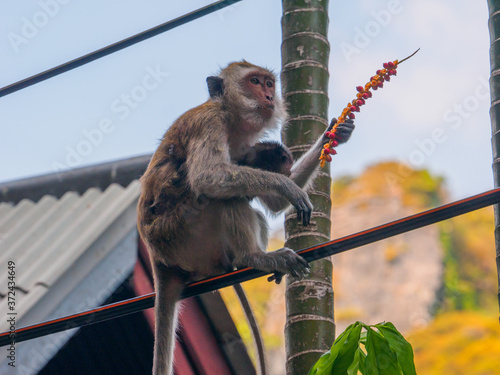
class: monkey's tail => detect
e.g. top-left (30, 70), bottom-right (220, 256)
top-left (233, 283), bottom-right (267, 375)
top-left (152, 263), bottom-right (186, 375)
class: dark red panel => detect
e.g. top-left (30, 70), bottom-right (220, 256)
top-left (132, 261), bottom-right (155, 330)
top-left (179, 298), bottom-right (232, 375)
top-left (134, 235), bottom-right (233, 374)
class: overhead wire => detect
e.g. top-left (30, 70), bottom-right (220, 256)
top-left (1, 187), bottom-right (499, 347)
top-left (0, 0), bottom-right (242, 98)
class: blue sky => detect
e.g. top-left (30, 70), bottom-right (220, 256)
top-left (0, 1), bottom-right (492, 201)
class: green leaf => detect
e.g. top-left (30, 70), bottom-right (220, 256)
top-left (309, 321), bottom-right (416, 375)
top-left (364, 328), bottom-right (400, 375)
top-left (328, 323), bottom-right (362, 374)
top-left (347, 348), bottom-right (366, 375)
top-left (359, 330), bottom-right (367, 345)
top-left (358, 348), bottom-right (366, 374)
top-left (308, 324), bottom-right (350, 375)
top-left (308, 351), bottom-right (334, 375)
top-left (308, 322), bottom-right (361, 375)
top-left (376, 322), bottom-right (417, 375)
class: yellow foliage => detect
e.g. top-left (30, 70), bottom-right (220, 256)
top-left (442, 207), bottom-right (497, 312)
top-left (408, 311), bottom-right (500, 375)
top-left (383, 241), bottom-right (408, 263)
top-left (332, 161), bottom-right (445, 209)
top-left (450, 207), bottom-right (495, 275)
top-left (335, 307), bottom-right (364, 321)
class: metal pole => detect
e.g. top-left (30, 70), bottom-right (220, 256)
top-left (487, 0), bottom-right (500, 323)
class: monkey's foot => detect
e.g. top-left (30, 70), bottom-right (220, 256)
top-left (241, 248), bottom-right (310, 284)
top-left (265, 248), bottom-right (310, 284)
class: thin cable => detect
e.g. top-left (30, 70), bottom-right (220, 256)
top-left (0, 0), bottom-right (242, 98)
top-left (233, 284), bottom-right (267, 375)
top-left (1, 187), bottom-right (499, 347)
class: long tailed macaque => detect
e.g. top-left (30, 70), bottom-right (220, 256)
top-left (137, 61), bottom-right (354, 375)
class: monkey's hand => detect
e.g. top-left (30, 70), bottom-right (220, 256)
top-left (324, 118), bottom-right (355, 145)
top-left (281, 178), bottom-right (313, 226)
top-left (264, 248), bottom-right (310, 284)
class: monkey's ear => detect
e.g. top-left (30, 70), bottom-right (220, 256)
top-left (207, 76), bottom-right (224, 99)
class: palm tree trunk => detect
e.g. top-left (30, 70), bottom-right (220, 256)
top-left (488, 0), bottom-right (500, 323)
top-left (281, 1), bottom-right (334, 373)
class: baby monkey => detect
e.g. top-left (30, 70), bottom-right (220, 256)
top-left (238, 141), bottom-right (294, 176)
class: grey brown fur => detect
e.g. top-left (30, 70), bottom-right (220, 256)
top-left (137, 61), bottom-right (354, 375)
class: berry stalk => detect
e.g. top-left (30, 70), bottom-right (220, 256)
top-left (320, 49), bottom-right (419, 167)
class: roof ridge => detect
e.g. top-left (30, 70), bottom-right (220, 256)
top-left (0, 154), bottom-right (151, 204)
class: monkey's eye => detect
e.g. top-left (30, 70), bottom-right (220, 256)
top-left (250, 77), bottom-right (260, 85)
top-left (266, 80), bottom-right (273, 88)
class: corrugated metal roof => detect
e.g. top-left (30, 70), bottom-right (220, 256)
top-left (0, 181), bottom-right (140, 332)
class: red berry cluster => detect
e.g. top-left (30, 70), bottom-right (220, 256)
top-left (319, 49), bottom-right (419, 167)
